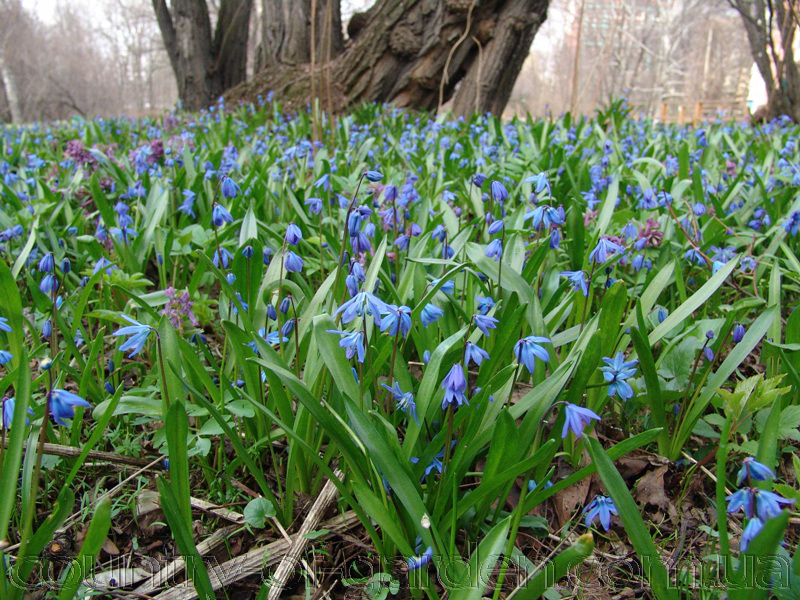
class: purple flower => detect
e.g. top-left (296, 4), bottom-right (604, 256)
top-left (490, 180), bottom-right (509, 203)
top-left (562, 403), bottom-right (601, 438)
top-left (305, 197), bottom-right (323, 214)
top-left (441, 364), bottom-right (468, 410)
top-left (589, 238), bottom-right (624, 264)
top-left (220, 176), bottom-right (240, 198)
top-left (582, 495), bottom-right (617, 531)
top-left (488, 219), bottom-right (504, 235)
top-left (733, 323), bottom-right (745, 343)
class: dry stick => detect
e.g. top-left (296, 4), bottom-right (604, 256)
top-left (150, 510), bottom-right (360, 600)
top-left (0, 440), bottom-right (157, 467)
top-left (471, 35), bottom-right (483, 114)
top-left (266, 471), bottom-right (343, 600)
top-left (437, 0), bottom-right (479, 113)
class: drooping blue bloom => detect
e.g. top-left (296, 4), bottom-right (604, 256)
top-left (737, 457), bottom-right (774, 485)
top-left (110, 225), bottom-right (138, 243)
top-left (213, 247), bottom-right (233, 268)
top-left (525, 173), bottom-right (551, 196)
top-left (476, 296), bottom-right (495, 315)
top-left (488, 219), bottom-right (504, 234)
top-left (432, 224), bottom-right (447, 242)
top-left (441, 364), bottom-right (468, 410)
top-left (326, 330), bottom-right (365, 363)
top-left (285, 223), bottom-right (302, 245)
top-left (284, 251), bottom-right (304, 273)
top-left (473, 314), bottom-right (499, 337)
top-left (113, 314), bottom-right (153, 357)
top-left (0, 350), bottom-right (12, 365)
top-left (39, 274), bottom-right (58, 295)
top-left (179, 189), bottom-right (196, 217)
top-left (599, 352), bottom-right (638, 400)
top-left (61, 258), bottom-right (70, 274)
top-left (464, 342), bottom-right (489, 366)
top-left (411, 445), bottom-right (451, 480)
top-left (733, 323), bottom-right (746, 343)
top-left (490, 180), bottom-right (509, 203)
top-left (38, 252), bottom-right (55, 273)
top-left (485, 239), bottom-right (503, 261)
top-left (212, 203), bottom-right (233, 227)
top-left (380, 305), bottom-right (412, 337)
top-left (754, 489), bottom-right (794, 521)
top-left (514, 336), bottom-right (550, 373)
top-left (740, 517), bottom-right (763, 552)
top-left (407, 546), bottom-right (433, 570)
top-left (0, 316), bottom-right (11, 332)
top-left (364, 170), bottom-right (383, 182)
top-left (314, 174), bottom-right (331, 192)
top-left (726, 488), bottom-right (754, 518)
top-left (431, 278), bottom-right (455, 294)
top-left (336, 291), bottom-right (386, 325)
top-left (589, 238), bottom-right (624, 264)
top-left (560, 270), bottom-right (589, 296)
top-left (2, 397), bottom-right (32, 429)
top-left (42, 320), bottom-right (52, 339)
top-left (420, 303), bottom-right (444, 327)
top-left (305, 197), bottom-right (323, 214)
top-left (50, 389), bottom-right (91, 426)
top-left (582, 495), bottom-right (618, 531)
top-left (785, 211), bottom-right (800, 236)
top-left (382, 382), bottom-right (418, 425)
top-left (562, 403), bottom-right (601, 438)
top-left (220, 176), bottom-right (240, 198)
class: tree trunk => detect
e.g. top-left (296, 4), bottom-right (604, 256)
top-left (733, 0), bottom-right (800, 121)
top-left (0, 44), bottom-right (22, 123)
top-left (152, 0), bottom-right (253, 111)
top-left (257, 0), bottom-right (343, 69)
top-left (333, 0), bottom-right (548, 115)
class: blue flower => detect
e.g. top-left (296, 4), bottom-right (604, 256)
top-left (732, 323), bottom-right (746, 344)
top-left (464, 342), bottom-right (489, 366)
top-left (213, 247), bottom-right (233, 268)
top-left (179, 189), bottom-right (196, 217)
top-left (431, 278), bottom-right (455, 294)
top-left (740, 517), bottom-right (763, 552)
top-left (382, 382), bottom-right (418, 425)
top-left (305, 197), bottom-right (323, 214)
top-left (220, 176), bottom-right (240, 198)
top-left (364, 170), bottom-right (383, 182)
top-left (514, 336), bottom-right (550, 373)
top-left (314, 174), bottom-right (331, 192)
top-left (336, 291), bottom-right (386, 325)
top-left (485, 239), bottom-right (503, 261)
top-left (420, 303), bottom-right (444, 327)
top-left (562, 403), bottom-right (601, 438)
top-left (380, 305), bottom-right (412, 337)
top-left (582, 495), bottom-right (618, 531)
top-left (50, 389), bottom-right (91, 426)
top-left (473, 314), bottom-right (498, 336)
top-left (285, 251), bottom-right (304, 273)
top-left (737, 457), bottom-right (774, 485)
top-left (0, 350), bottom-right (12, 365)
top-left (285, 223), bottom-right (302, 245)
top-left (560, 270), bottom-right (589, 296)
top-left (0, 316), bottom-right (11, 332)
top-left (212, 203), bottom-right (233, 227)
top-left (113, 314), bottom-right (153, 357)
top-left (726, 488), bottom-right (754, 518)
top-left (754, 489), bottom-right (794, 520)
top-left (38, 252), bottom-right (54, 273)
top-left (476, 296), bottom-right (495, 315)
top-left (488, 219), bottom-right (504, 234)
top-left (110, 226), bottom-right (138, 243)
top-left (490, 180), bottom-right (509, 203)
top-left (441, 364), bottom-right (468, 410)
top-left (327, 330), bottom-right (365, 363)
top-left (2, 397), bottom-right (32, 429)
top-left (599, 352), bottom-right (638, 400)
top-left (589, 238), bottom-right (624, 264)
top-left (407, 546), bottom-right (433, 570)
top-left (39, 274), bottom-right (58, 295)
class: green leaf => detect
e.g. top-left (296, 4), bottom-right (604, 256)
top-left (58, 496), bottom-right (112, 600)
top-left (514, 534), bottom-right (594, 600)
top-left (586, 438), bottom-right (676, 600)
top-left (447, 517), bottom-right (510, 600)
top-left (243, 498), bottom-right (276, 529)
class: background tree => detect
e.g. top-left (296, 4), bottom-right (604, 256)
top-left (151, 0), bottom-right (253, 111)
top-left (729, 0), bottom-right (800, 120)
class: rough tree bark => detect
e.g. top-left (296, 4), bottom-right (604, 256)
top-left (152, 0), bottom-right (252, 111)
top-left (334, 0), bottom-right (549, 115)
top-left (256, 0), bottom-right (344, 69)
top-left (729, 0), bottom-right (800, 121)
top-left (227, 0), bottom-right (549, 117)
top-left (0, 0), bottom-right (23, 123)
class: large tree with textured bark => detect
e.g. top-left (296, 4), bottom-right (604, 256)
top-left (729, 0), bottom-right (800, 121)
top-left (152, 0), bottom-right (252, 111)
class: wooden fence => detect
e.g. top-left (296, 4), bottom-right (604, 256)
top-left (657, 99), bottom-right (749, 124)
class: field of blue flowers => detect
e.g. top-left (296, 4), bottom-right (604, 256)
top-left (0, 97), bottom-right (799, 599)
